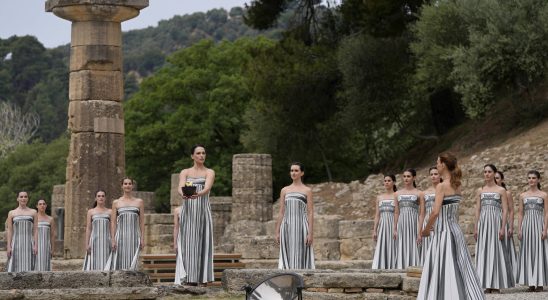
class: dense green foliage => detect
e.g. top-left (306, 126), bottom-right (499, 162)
top-left (0, 36), bottom-right (69, 142)
top-left (412, 0), bottom-right (548, 118)
top-left (125, 38), bottom-right (275, 211)
top-left (122, 7), bottom-right (285, 77)
top-left (242, 38), bottom-right (342, 189)
top-left (0, 136), bottom-right (68, 230)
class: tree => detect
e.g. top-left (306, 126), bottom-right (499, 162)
top-left (244, 0), bottom-right (332, 43)
top-left (0, 102), bottom-right (40, 158)
top-left (242, 38), bottom-right (341, 188)
top-left (124, 38), bottom-right (275, 211)
top-left (412, 0), bottom-right (548, 118)
top-left (339, 0), bottom-right (424, 37)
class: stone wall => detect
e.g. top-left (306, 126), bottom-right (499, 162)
top-left (223, 269), bottom-right (416, 300)
top-left (144, 214), bottom-right (172, 255)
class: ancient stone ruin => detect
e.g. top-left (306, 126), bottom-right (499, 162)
top-left (46, 0), bottom-right (149, 258)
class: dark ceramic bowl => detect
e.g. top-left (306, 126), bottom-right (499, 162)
top-left (182, 186), bottom-right (197, 197)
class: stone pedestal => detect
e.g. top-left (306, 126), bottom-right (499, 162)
top-left (46, 0), bottom-right (148, 258)
top-left (170, 173), bottom-right (180, 214)
top-left (231, 154), bottom-right (273, 222)
top-left (210, 196), bottom-right (232, 249)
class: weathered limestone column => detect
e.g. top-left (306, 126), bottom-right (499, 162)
top-left (231, 154), bottom-right (273, 222)
top-left (46, 0), bottom-right (148, 258)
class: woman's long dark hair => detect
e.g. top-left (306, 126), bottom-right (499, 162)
top-left (190, 144), bottom-right (206, 155)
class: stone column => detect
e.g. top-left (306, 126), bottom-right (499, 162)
top-left (46, 0), bottom-right (148, 258)
top-left (231, 154), bottom-right (273, 222)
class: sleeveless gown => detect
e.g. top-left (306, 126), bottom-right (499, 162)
top-left (516, 196), bottom-right (548, 287)
top-left (7, 215), bottom-right (34, 272)
top-left (418, 195), bottom-right (485, 300)
top-left (475, 192), bottom-right (514, 289)
top-left (372, 199), bottom-right (396, 269)
top-left (396, 194), bottom-right (420, 268)
top-left (420, 193), bottom-right (435, 265)
top-left (278, 192), bottom-right (315, 269)
top-left (35, 220), bottom-right (51, 271)
top-left (108, 206), bottom-right (141, 270)
top-left (83, 213), bottom-right (111, 270)
top-left (175, 176), bottom-right (214, 284)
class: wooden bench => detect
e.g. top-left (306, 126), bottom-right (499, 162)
top-left (141, 253), bottom-right (244, 286)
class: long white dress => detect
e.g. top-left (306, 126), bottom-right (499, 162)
top-left (278, 192), bottom-right (315, 270)
top-left (475, 192), bottom-right (514, 289)
top-left (516, 196), bottom-right (548, 287)
top-left (175, 176), bottom-right (214, 283)
top-left (372, 199), bottom-right (396, 269)
top-left (418, 195), bottom-right (485, 300)
top-left (396, 194), bottom-right (420, 268)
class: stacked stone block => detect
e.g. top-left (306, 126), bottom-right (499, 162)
top-left (46, 0), bottom-right (148, 258)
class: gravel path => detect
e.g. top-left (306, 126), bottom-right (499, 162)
top-left (486, 287), bottom-right (548, 299)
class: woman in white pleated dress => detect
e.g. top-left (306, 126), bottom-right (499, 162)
top-left (395, 168), bottom-right (424, 269)
top-left (516, 170), bottom-right (548, 292)
top-left (474, 164), bottom-right (513, 293)
top-left (372, 174), bottom-right (397, 269)
top-left (418, 152), bottom-right (484, 300)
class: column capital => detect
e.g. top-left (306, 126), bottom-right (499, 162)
top-left (45, 0), bottom-right (149, 22)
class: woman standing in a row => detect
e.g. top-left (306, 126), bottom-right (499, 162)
top-left (475, 164), bottom-right (513, 293)
top-left (418, 153), bottom-right (484, 299)
top-left (6, 192), bottom-right (38, 272)
top-left (83, 190), bottom-right (112, 270)
top-left (109, 178), bottom-right (145, 271)
top-left (420, 167), bottom-right (441, 265)
top-left (516, 170), bottom-right (548, 292)
top-left (35, 199), bottom-right (54, 271)
top-left (395, 169), bottom-right (424, 269)
top-left (372, 175), bottom-right (397, 269)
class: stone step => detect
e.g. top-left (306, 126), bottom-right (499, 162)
top-left (222, 269), bottom-right (405, 292)
top-left (303, 291), bottom-right (414, 300)
top-left (0, 287), bottom-right (159, 300)
top-left (241, 259), bottom-right (372, 269)
top-left (0, 271), bottom-right (151, 290)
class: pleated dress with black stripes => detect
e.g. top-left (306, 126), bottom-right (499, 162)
top-left (176, 176), bottom-right (214, 284)
top-left (83, 213), bottom-right (111, 271)
top-left (396, 194), bottom-right (421, 269)
top-left (420, 193), bottom-right (435, 265)
top-left (279, 192), bottom-right (315, 270)
top-left (35, 220), bottom-right (51, 271)
top-left (108, 206), bottom-right (141, 270)
top-left (516, 196), bottom-right (548, 287)
top-left (372, 199), bottom-right (396, 269)
top-left (475, 192), bottom-right (514, 289)
top-left (418, 195), bottom-right (485, 300)
top-left (7, 215), bottom-right (35, 272)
